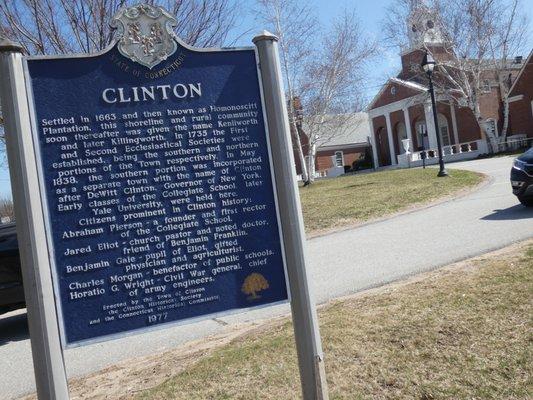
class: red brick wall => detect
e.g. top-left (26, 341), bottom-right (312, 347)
top-left (455, 106), bottom-right (482, 142)
top-left (478, 86), bottom-right (503, 132)
top-left (370, 83), bottom-right (422, 110)
top-left (508, 54), bottom-right (533, 138)
top-left (316, 146), bottom-right (367, 170)
top-left (509, 55), bottom-right (533, 98)
top-left (399, 46), bottom-right (457, 80)
top-left (509, 100), bottom-right (533, 137)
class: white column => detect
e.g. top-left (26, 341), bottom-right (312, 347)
top-left (403, 107), bottom-right (414, 152)
top-left (368, 117), bottom-right (379, 168)
top-left (424, 101), bottom-right (438, 149)
top-left (384, 112), bottom-right (397, 165)
top-left (450, 101), bottom-right (460, 145)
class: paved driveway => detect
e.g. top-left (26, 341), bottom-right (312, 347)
top-left (1, 156), bottom-right (531, 399)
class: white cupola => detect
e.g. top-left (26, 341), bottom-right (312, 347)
top-left (407, 1), bottom-right (445, 49)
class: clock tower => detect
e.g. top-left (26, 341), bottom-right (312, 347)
top-left (407, 2), bottom-right (445, 50)
top-left (398, 1), bottom-right (450, 81)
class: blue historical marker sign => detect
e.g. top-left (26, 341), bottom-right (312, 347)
top-left (23, 5), bottom-right (288, 347)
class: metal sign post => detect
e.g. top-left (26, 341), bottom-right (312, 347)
top-left (0, 39), bottom-right (70, 399)
top-left (253, 32), bottom-right (329, 400)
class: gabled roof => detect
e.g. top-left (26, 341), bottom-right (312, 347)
top-left (508, 49), bottom-right (533, 97)
top-left (367, 77), bottom-right (427, 110)
top-left (306, 113), bottom-right (370, 149)
top-left (390, 77), bottom-right (427, 91)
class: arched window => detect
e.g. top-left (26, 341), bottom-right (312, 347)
top-left (334, 151), bottom-right (344, 167)
top-left (415, 120), bottom-right (427, 149)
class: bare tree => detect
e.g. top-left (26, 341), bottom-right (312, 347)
top-left (0, 105), bottom-right (5, 166)
top-left (298, 11), bottom-right (376, 180)
top-left (383, 0), bottom-right (529, 153)
top-left (0, 0), bottom-right (242, 55)
top-left (256, 2), bottom-right (375, 183)
top-left (255, 0), bottom-right (318, 183)
top-left (488, 0), bottom-right (528, 144)
top-left (0, 196), bottom-right (14, 222)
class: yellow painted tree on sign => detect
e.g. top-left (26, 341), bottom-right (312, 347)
top-left (242, 273), bottom-right (269, 300)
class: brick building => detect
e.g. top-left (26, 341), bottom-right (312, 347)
top-left (314, 113), bottom-right (371, 172)
top-left (293, 113), bottom-right (371, 179)
top-left (367, 4), bottom-right (525, 168)
top-left (508, 50), bottom-right (533, 140)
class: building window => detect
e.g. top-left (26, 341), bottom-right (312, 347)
top-left (335, 151), bottom-right (344, 167)
top-left (437, 114), bottom-right (451, 146)
top-left (396, 122), bottom-right (408, 154)
top-left (415, 121), bottom-right (428, 149)
top-left (481, 80), bottom-right (491, 93)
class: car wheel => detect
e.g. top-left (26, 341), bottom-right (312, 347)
top-left (518, 196), bottom-right (533, 207)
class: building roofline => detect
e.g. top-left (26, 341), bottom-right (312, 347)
top-left (399, 42), bottom-right (448, 57)
top-left (508, 48), bottom-right (533, 97)
top-left (390, 77), bottom-right (428, 91)
top-left (367, 77), bottom-right (427, 110)
top-left (317, 142), bottom-right (370, 151)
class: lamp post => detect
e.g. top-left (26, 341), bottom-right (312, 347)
top-left (421, 51), bottom-right (448, 177)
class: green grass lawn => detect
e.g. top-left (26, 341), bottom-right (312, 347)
top-left (137, 241), bottom-right (532, 400)
top-left (299, 168), bottom-right (484, 234)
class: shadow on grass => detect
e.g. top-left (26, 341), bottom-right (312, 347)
top-left (481, 204), bottom-right (533, 221)
top-left (343, 182), bottom-right (377, 189)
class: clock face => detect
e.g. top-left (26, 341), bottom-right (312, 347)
top-left (390, 86), bottom-right (397, 95)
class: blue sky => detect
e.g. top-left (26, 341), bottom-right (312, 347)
top-left (0, 0), bottom-right (531, 198)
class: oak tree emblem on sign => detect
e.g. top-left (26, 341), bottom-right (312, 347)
top-left (242, 273), bottom-right (270, 301)
top-left (111, 4), bottom-right (178, 69)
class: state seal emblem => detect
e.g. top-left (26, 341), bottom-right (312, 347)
top-left (111, 4), bottom-right (178, 69)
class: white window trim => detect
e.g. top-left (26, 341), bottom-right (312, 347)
top-left (481, 80), bottom-right (491, 93)
top-left (334, 151), bottom-right (344, 167)
top-left (508, 94), bottom-right (524, 103)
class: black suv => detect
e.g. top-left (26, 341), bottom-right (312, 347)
top-left (511, 147), bottom-right (533, 207)
top-left (0, 223), bottom-right (24, 315)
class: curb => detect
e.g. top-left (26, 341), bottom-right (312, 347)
top-left (307, 171), bottom-right (492, 240)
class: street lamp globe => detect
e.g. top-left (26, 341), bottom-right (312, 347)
top-left (421, 51), bottom-right (436, 75)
